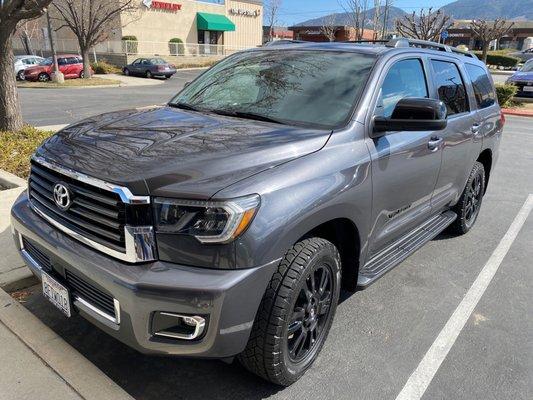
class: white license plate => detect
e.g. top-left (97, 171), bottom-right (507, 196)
top-left (42, 272), bottom-right (71, 317)
top-left (523, 86), bottom-right (533, 92)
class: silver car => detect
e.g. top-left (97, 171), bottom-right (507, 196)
top-left (14, 55), bottom-right (44, 80)
top-left (509, 47), bottom-right (533, 62)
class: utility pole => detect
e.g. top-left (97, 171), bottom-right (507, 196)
top-left (45, 8), bottom-right (64, 83)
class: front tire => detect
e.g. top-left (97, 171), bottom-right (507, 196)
top-left (16, 70), bottom-right (25, 81)
top-left (239, 238), bottom-right (341, 386)
top-left (449, 161), bottom-right (485, 234)
top-left (145, 70), bottom-right (152, 79)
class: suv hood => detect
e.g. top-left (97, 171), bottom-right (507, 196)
top-left (37, 106), bottom-right (331, 198)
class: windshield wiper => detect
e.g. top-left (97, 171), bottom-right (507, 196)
top-left (169, 102), bottom-right (203, 112)
top-left (211, 109), bottom-right (285, 125)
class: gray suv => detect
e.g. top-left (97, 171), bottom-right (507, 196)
top-left (11, 38), bottom-right (504, 386)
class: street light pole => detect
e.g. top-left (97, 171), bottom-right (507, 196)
top-left (45, 8), bottom-right (64, 83)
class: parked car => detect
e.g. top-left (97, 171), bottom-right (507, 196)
top-left (23, 55), bottom-right (90, 82)
top-left (14, 55), bottom-right (45, 80)
top-left (11, 39), bottom-right (503, 386)
top-left (123, 57), bottom-right (177, 79)
top-left (506, 59), bottom-right (533, 97)
top-left (509, 47), bottom-right (533, 62)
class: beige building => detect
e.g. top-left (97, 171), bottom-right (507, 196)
top-left (119, 0), bottom-right (263, 49)
top-left (14, 0), bottom-right (263, 62)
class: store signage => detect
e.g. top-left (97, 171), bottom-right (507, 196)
top-left (142, 0), bottom-right (182, 12)
top-left (229, 8), bottom-right (260, 17)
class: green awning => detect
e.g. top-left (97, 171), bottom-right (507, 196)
top-left (197, 12), bottom-right (236, 32)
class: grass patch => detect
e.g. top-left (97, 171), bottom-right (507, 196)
top-left (91, 60), bottom-right (122, 75)
top-left (176, 59), bottom-right (217, 69)
top-left (0, 126), bottom-right (53, 178)
top-left (17, 77), bottom-right (121, 88)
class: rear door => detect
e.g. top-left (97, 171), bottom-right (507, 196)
top-left (366, 56), bottom-right (443, 254)
top-left (429, 58), bottom-right (482, 211)
top-left (130, 59), bottom-right (142, 75)
top-left (57, 57), bottom-right (70, 76)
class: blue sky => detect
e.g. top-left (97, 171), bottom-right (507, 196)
top-left (275, 0), bottom-right (455, 26)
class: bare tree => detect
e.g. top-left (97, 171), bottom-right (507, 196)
top-left (52, 0), bottom-right (138, 79)
top-left (265, 0), bottom-right (282, 42)
top-left (395, 8), bottom-right (450, 42)
top-left (470, 19), bottom-right (514, 62)
top-left (342, 0), bottom-right (369, 41)
top-left (381, 0), bottom-right (393, 39)
top-left (321, 14), bottom-right (338, 42)
top-left (0, 1), bottom-right (52, 131)
top-left (17, 19), bottom-right (41, 55)
top-left (371, 0), bottom-right (382, 40)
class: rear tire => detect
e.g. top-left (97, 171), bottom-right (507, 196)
top-left (238, 238), bottom-right (341, 386)
top-left (449, 161), bottom-right (485, 235)
top-left (123, 68), bottom-right (130, 76)
top-left (38, 72), bottom-right (50, 82)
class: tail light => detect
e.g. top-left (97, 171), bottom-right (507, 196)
top-left (500, 111), bottom-right (505, 127)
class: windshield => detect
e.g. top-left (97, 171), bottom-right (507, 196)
top-left (521, 62), bottom-right (533, 72)
top-left (170, 50), bottom-right (375, 129)
top-left (39, 57), bottom-right (53, 66)
top-left (150, 58), bottom-right (167, 65)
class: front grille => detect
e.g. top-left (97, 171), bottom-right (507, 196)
top-left (65, 270), bottom-right (116, 319)
top-left (28, 162), bottom-right (126, 253)
top-left (22, 237), bottom-right (52, 272)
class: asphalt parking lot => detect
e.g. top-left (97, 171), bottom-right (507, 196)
top-left (19, 69), bottom-right (204, 127)
top-left (16, 116), bottom-right (532, 400)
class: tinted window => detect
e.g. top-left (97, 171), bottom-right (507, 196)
top-left (465, 64), bottom-right (496, 109)
top-left (150, 58), bottom-right (166, 65)
top-left (431, 60), bottom-right (469, 115)
top-left (141, 59), bottom-right (150, 65)
top-left (132, 59), bottom-right (141, 65)
top-left (171, 50), bottom-right (376, 129)
top-left (40, 58), bottom-right (53, 66)
top-left (376, 59), bottom-right (428, 118)
top-left (58, 58), bottom-right (67, 66)
top-left (66, 57), bottom-right (79, 64)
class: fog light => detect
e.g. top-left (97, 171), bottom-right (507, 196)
top-left (152, 312), bottom-right (206, 341)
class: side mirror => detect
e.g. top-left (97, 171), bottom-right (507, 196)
top-left (372, 98), bottom-right (447, 136)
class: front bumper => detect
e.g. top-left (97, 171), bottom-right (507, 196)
top-left (11, 193), bottom-right (278, 358)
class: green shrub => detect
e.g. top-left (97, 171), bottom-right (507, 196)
top-left (122, 35), bottom-right (138, 54)
top-left (474, 52), bottom-right (520, 68)
top-left (0, 126), bottom-right (53, 178)
top-left (169, 38), bottom-right (185, 56)
top-left (91, 60), bottom-right (121, 74)
top-left (495, 84), bottom-right (517, 107)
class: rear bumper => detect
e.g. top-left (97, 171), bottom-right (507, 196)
top-left (11, 193), bottom-right (277, 358)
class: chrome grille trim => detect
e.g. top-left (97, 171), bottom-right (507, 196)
top-left (29, 156), bottom-right (157, 263)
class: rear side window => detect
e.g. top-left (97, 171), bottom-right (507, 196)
top-left (67, 57), bottom-right (79, 64)
top-left (430, 60), bottom-right (469, 116)
top-left (465, 64), bottom-right (496, 109)
top-left (377, 59), bottom-right (428, 118)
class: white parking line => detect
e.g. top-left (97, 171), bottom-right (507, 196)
top-left (396, 194), bottom-right (533, 400)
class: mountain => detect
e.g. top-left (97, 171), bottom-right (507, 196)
top-left (294, 6), bottom-right (408, 30)
top-left (440, 0), bottom-right (533, 20)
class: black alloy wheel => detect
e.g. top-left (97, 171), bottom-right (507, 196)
top-left (450, 161), bottom-right (485, 234)
top-left (287, 264), bottom-right (333, 363)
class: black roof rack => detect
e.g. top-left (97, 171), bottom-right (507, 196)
top-left (386, 37), bottom-right (478, 58)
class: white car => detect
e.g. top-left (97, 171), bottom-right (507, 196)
top-left (14, 55), bottom-right (45, 80)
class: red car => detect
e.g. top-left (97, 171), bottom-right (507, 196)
top-left (23, 54), bottom-right (92, 82)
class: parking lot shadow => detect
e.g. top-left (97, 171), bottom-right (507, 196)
top-left (22, 285), bottom-right (282, 400)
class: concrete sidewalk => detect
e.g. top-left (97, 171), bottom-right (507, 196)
top-left (0, 288), bottom-right (133, 400)
top-left (0, 171), bottom-right (34, 292)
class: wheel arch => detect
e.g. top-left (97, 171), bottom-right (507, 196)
top-left (477, 149), bottom-right (492, 193)
top-left (299, 218), bottom-right (361, 291)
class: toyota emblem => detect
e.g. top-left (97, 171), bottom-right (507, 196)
top-left (53, 183), bottom-right (72, 210)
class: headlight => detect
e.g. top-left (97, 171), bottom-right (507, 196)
top-left (153, 195), bottom-right (260, 243)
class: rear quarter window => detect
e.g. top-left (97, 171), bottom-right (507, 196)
top-left (464, 64), bottom-right (496, 109)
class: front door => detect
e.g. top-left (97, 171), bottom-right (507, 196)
top-left (366, 57), bottom-right (443, 255)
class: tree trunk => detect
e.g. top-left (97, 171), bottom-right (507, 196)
top-left (81, 48), bottom-right (92, 79)
top-left (481, 42), bottom-right (489, 63)
top-left (0, 28), bottom-right (23, 131)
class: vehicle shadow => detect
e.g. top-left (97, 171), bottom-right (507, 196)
top-left (22, 286), bottom-right (283, 400)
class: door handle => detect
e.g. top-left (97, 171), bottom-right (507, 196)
top-left (428, 136), bottom-right (443, 151)
top-left (471, 123), bottom-right (481, 134)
